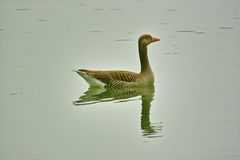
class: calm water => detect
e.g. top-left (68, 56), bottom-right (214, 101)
top-left (1, 0), bottom-right (240, 160)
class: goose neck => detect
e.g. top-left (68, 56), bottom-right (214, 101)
top-left (139, 44), bottom-right (152, 73)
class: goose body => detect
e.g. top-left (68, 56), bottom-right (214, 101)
top-left (74, 34), bottom-right (160, 87)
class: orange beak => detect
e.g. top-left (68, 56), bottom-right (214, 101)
top-left (151, 36), bottom-right (160, 42)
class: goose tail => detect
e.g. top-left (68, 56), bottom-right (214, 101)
top-left (72, 69), bottom-right (105, 88)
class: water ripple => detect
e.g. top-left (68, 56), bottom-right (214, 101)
top-left (219, 27), bottom-right (233, 30)
top-left (177, 30), bottom-right (195, 33)
top-left (89, 30), bottom-right (102, 33)
top-left (16, 8), bottom-right (30, 11)
top-left (93, 8), bottom-right (104, 11)
top-left (194, 31), bottom-right (206, 34)
top-left (109, 8), bottom-right (123, 11)
top-left (115, 39), bottom-right (132, 42)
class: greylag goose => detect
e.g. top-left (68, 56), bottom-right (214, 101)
top-left (73, 34), bottom-right (160, 87)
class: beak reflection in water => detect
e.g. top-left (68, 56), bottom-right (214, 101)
top-left (73, 85), bottom-right (163, 139)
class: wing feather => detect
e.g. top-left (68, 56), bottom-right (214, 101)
top-left (78, 69), bottom-right (139, 85)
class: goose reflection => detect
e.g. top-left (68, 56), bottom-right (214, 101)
top-left (73, 85), bottom-right (162, 138)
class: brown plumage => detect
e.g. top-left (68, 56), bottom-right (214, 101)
top-left (73, 34), bottom-right (160, 87)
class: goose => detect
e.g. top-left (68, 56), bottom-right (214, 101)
top-left (73, 34), bottom-right (160, 88)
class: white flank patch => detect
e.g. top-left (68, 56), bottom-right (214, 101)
top-left (78, 71), bottom-right (105, 87)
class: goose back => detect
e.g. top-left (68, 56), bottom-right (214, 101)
top-left (76, 69), bottom-right (139, 87)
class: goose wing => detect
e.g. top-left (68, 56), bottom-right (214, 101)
top-left (77, 69), bottom-right (139, 85)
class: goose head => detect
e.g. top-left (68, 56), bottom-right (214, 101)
top-left (138, 34), bottom-right (160, 47)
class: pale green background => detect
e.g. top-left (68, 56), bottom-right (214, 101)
top-left (1, 0), bottom-right (240, 160)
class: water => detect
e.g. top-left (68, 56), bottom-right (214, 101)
top-left (1, 0), bottom-right (240, 159)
